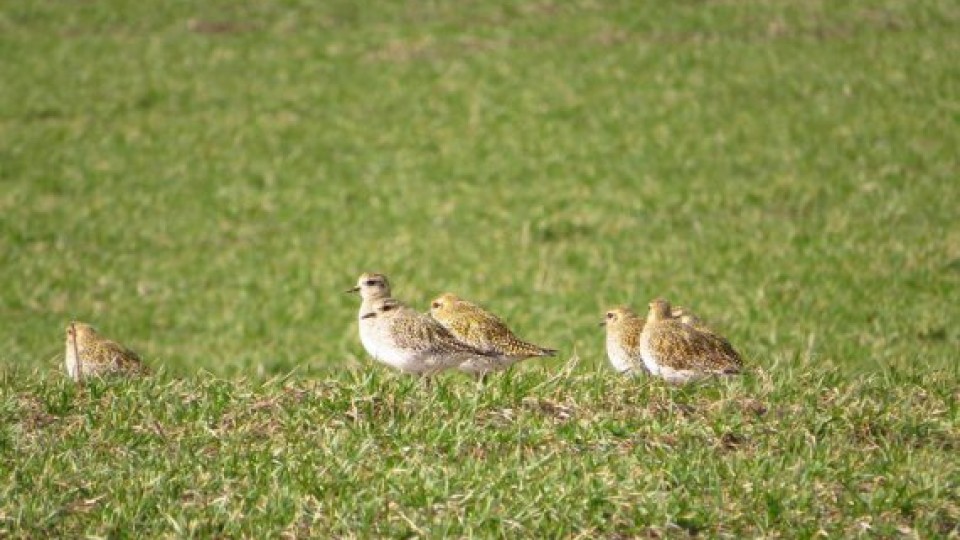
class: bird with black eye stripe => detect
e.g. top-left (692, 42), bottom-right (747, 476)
top-left (345, 272), bottom-right (391, 302)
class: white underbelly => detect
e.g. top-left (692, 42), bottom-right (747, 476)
top-left (638, 335), bottom-right (661, 376)
top-left (606, 341), bottom-right (633, 374)
top-left (658, 365), bottom-right (708, 385)
top-left (64, 344), bottom-right (78, 380)
top-left (360, 325), bottom-right (432, 374)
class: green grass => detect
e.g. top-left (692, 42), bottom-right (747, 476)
top-left (2, 368), bottom-right (958, 536)
top-left (1, 0), bottom-right (958, 536)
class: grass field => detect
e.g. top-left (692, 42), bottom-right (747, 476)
top-left (1, 0), bottom-right (958, 536)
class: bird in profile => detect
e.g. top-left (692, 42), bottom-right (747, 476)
top-left (638, 298), bottom-right (742, 384)
top-left (346, 272), bottom-right (392, 301)
top-left (356, 296), bottom-right (498, 376)
top-left (64, 322), bottom-right (149, 381)
top-left (600, 306), bottom-right (647, 375)
top-left (429, 292), bottom-right (556, 376)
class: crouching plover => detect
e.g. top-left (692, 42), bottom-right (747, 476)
top-left (64, 322), bottom-right (149, 381)
top-left (638, 298), bottom-right (742, 384)
top-left (429, 292), bottom-right (556, 377)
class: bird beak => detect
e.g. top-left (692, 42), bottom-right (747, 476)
top-left (361, 312), bottom-right (376, 319)
top-left (345, 286), bottom-right (360, 294)
top-left (598, 321), bottom-right (606, 327)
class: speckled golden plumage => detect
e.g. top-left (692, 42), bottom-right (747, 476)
top-left (429, 292), bottom-right (556, 372)
top-left (639, 299), bottom-right (742, 384)
top-left (602, 304), bottom-right (711, 374)
top-left (379, 299), bottom-right (486, 355)
top-left (356, 293), bottom-right (498, 376)
top-left (64, 322), bottom-right (149, 381)
top-left (601, 306), bottom-right (647, 374)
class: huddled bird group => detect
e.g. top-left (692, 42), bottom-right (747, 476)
top-left (63, 272), bottom-right (743, 385)
top-left (348, 273), bottom-right (557, 379)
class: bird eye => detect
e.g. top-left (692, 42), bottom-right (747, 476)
top-left (365, 280), bottom-right (377, 286)
top-left (431, 302), bottom-right (441, 309)
top-left (382, 304), bottom-right (393, 311)
top-left (606, 312), bottom-right (615, 319)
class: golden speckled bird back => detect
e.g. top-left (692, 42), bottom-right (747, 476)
top-left (638, 299), bottom-right (742, 383)
top-left (429, 293), bottom-right (557, 359)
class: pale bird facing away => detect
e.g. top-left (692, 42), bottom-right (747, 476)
top-left (601, 306), bottom-right (648, 375)
top-left (346, 272), bottom-right (392, 301)
top-left (64, 322), bottom-right (149, 381)
top-left (429, 292), bottom-right (557, 375)
top-left (639, 298), bottom-right (742, 384)
top-left (357, 296), bottom-right (499, 376)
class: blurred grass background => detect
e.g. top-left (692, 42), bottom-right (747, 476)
top-left (0, 0), bottom-right (957, 377)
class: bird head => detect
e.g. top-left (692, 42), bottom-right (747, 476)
top-left (428, 292), bottom-right (462, 322)
top-left (600, 306), bottom-right (638, 330)
top-left (66, 322), bottom-right (97, 344)
top-left (647, 298), bottom-right (673, 322)
top-left (347, 272), bottom-right (391, 300)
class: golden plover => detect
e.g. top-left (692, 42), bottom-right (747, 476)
top-left (357, 296), bottom-right (498, 376)
top-left (64, 322), bottom-right (148, 381)
top-left (429, 292), bottom-right (556, 375)
top-left (639, 298), bottom-right (742, 384)
top-left (601, 306), bottom-right (648, 375)
top-left (601, 304), bottom-right (704, 375)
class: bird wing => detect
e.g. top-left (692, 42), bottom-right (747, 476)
top-left (649, 321), bottom-right (741, 373)
top-left (394, 310), bottom-right (495, 357)
top-left (100, 340), bottom-right (149, 373)
top-left (466, 306), bottom-right (555, 357)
